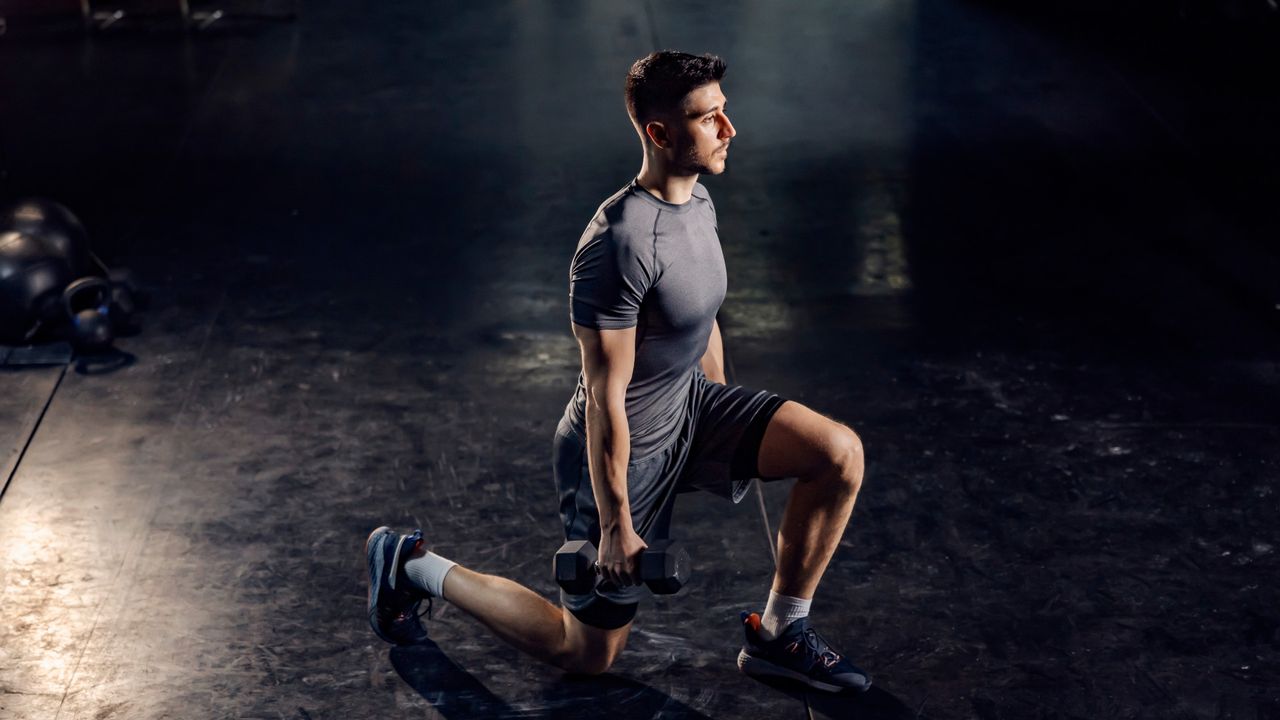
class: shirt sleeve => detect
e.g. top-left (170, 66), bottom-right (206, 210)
top-left (569, 228), bottom-right (657, 329)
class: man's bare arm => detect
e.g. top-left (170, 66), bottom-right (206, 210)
top-left (572, 323), bottom-right (648, 586)
top-left (700, 318), bottom-right (726, 384)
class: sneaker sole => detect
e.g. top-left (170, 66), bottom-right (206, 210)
top-left (365, 525), bottom-right (396, 644)
top-left (737, 649), bottom-right (871, 693)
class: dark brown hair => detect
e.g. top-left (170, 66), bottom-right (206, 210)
top-left (625, 51), bottom-right (727, 126)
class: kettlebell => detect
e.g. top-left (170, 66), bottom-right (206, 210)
top-left (63, 276), bottom-right (114, 351)
top-left (0, 231), bottom-right (74, 343)
top-left (0, 199), bottom-right (94, 279)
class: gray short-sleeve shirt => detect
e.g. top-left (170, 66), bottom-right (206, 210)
top-left (564, 179), bottom-right (727, 461)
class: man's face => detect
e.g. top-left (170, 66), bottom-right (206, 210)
top-left (668, 82), bottom-right (736, 176)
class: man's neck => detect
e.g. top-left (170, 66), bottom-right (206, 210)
top-left (636, 159), bottom-right (699, 205)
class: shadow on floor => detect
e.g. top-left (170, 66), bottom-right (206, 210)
top-left (756, 675), bottom-right (927, 720)
top-left (390, 641), bottom-right (715, 720)
top-left (73, 348), bottom-right (136, 375)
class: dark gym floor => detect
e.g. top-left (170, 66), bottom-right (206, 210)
top-left (2, 1), bottom-right (1278, 718)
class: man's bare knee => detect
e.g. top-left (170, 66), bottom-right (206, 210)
top-left (555, 636), bottom-right (621, 675)
top-left (555, 608), bottom-right (629, 675)
top-left (559, 649), bottom-right (617, 676)
top-left (827, 425), bottom-right (865, 495)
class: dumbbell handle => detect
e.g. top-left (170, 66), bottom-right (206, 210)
top-left (587, 559), bottom-right (647, 577)
top-left (554, 538), bottom-right (690, 595)
top-left (586, 559), bottom-right (638, 579)
top-left (587, 544), bottom-right (666, 575)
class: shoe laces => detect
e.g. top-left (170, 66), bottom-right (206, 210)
top-left (388, 531), bottom-right (432, 622)
top-left (788, 627), bottom-right (842, 670)
top-left (391, 594), bottom-right (432, 623)
top-left (382, 573), bottom-right (433, 627)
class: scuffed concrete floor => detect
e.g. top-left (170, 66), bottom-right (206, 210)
top-left (1, 1), bottom-right (1277, 717)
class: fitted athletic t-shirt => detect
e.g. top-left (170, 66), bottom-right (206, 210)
top-left (563, 179), bottom-right (727, 461)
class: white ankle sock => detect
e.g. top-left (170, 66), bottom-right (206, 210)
top-left (402, 549), bottom-right (457, 599)
top-left (759, 591), bottom-right (812, 641)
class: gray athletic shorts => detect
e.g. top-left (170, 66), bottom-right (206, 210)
top-left (552, 369), bottom-right (789, 628)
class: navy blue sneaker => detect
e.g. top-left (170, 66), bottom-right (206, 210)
top-left (365, 526), bottom-right (431, 645)
top-left (737, 612), bottom-right (872, 693)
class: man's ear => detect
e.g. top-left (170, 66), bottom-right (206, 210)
top-left (644, 120), bottom-right (671, 149)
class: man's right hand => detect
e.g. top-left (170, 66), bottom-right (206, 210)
top-left (597, 523), bottom-right (648, 587)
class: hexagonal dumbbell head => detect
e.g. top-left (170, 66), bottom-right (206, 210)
top-left (641, 538), bottom-right (690, 595)
top-left (554, 539), bottom-right (598, 595)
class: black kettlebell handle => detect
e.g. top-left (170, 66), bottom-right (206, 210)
top-left (63, 276), bottom-right (112, 319)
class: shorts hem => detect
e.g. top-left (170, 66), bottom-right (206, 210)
top-left (562, 592), bottom-right (640, 630)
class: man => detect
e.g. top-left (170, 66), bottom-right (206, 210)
top-left (366, 51), bottom-right (871, 693)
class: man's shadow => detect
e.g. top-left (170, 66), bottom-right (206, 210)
top-left (391, 640), bottom-right (713, 720)
top-left (391, 641), bottom-right (925, 719)
top-left (754, 675), bottom-right (930, 720)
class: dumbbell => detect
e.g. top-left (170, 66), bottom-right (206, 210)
top-left (554, 538), bottom-right (691, 595)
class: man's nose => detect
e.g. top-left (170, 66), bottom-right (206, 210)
top-left (720, 113), bottom-right (736, 139)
